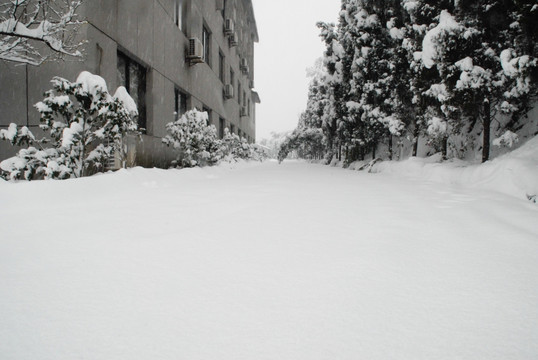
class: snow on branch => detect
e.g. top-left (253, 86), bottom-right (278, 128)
top-left (0, 0), bottom-right (84, 65)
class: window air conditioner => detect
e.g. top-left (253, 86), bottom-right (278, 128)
top-left (240, 106), bottom-right (248, 117)
top-left (229, 32), bottom-right (238, 47)
top-left (240, 58), bottom-right (248, 71)
top-left (225, 18), bottom-right (234, 35)
top-left (187, 38), bottom-right (204, 64)
top-left (224, 84), bottom-right (234, 99)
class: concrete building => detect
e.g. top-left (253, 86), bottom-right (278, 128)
top-left (0, 0), bottom-right (260, 168)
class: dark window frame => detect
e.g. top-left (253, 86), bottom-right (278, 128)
top-left (202, 24), bottom-right (211, 67)
top-left (117, 51), bottom-right (147, 132)
top-left (202, 106), bottom-right (211, 125)
top-left (219, 117), bottom-right (225, 139)
top-left (219, 51), bottom-right (225, 83)
top-left (174, 88), bottom-right (188, 119)
top-left (174, 0), bottom-right (188, 34)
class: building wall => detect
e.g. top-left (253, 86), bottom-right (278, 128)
top-left (0, 0), bottom-right (259, 167)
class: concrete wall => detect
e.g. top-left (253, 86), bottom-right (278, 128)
top-left (0, 0), bottom-right (259, 166)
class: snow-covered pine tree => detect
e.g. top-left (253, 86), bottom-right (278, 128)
top-left (317, 20), bottom-right (344, 162)
top-left (452, 0), bottom-right (537, 162)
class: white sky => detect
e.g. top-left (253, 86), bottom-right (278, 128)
top-left (251, 0), bottom-right (341, 141)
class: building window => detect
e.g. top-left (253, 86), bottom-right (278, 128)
top-left (229, 68), bottom-right (234, 91)
top-left (221, 0), bottom-right (226, 18)
top-left (219, 117), bottom-right (225, 139)
top-left (238, 83), bottom-right (241, 104)
top-left (219, 51), bottom-right (225, 83)
top-left (203, 106), bottom-right (211, 125)
top-left (248, 99), bottom-right (251, 116)
top-left (202, 25), bottom-right (211, 66)
top-left (117, 51), bottom-right (147, 132)
top-left (175, 0), bottom-right (188, 34)
top-left (243, 91), bottom-right (246, 108)
top-left (175, 88), bottom-right (188, 119)
top-left (230, 124), bottom-right (235, 135)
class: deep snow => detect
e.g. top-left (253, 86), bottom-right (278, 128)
top-left (1, 159), bottom-right (537, 360)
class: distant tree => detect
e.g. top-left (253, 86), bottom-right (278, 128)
top-left (0, 0), bottom-right (84, 65)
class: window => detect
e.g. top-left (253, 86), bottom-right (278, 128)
top-left (243, 91), bottom-right (246, 108)
top-left (219, 117), bottom-right (225, 139)
top-left (203, 106), bottom-right (211, 125)
top-left (174, 0), bottom-right (188, 33)
top-left (230, 68), bottom-right (234, 89)
top-left (248, 99), bottom-right (251, 116)
top-left (221, 0), bottom-right (226, 18)
top-left (175, 89), bottom-right (188, 119)
top-left (117, 51), bottom-right (147, 132)
top-left (238, 83), bottom-right (241, 104)
top-left (230, 124), bottom-right (235, 135)
top-left (202, 25), bottom-right (211, 66)
top-left (219, 51), bottom-right (225, 83)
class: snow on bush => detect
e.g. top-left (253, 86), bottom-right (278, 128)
top-left (163, 110), bottom-right (265, 168)
top-left (0, 71), bottom-right (138, 180)
top-left (493, 130), bottom-right (519, 148)
top-left (0, 123), bottom-right (35, 146)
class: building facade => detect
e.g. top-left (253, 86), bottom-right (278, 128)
top-left (0, 0), bottom-right (260, 168)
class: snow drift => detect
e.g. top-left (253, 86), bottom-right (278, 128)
top-left (371, 135), bottom-right (538, 201)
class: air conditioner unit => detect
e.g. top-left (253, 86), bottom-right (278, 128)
top-left (224, 84), bottom-right (234, 99)
top-left (229, 32), bottom-right (238, 47)
top-left (240, 58), bottom-right (248, 71)
top-left (224, 18), bottom-right (234, 35)
top-left (240, 106), bottom-right (248, 117)
top-left (187, 38), bottom-right (204, 64)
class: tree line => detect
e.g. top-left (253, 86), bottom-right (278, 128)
top-left (280, 0), bottom-right (537, 164)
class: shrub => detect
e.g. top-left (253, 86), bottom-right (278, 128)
top-left (0, 71), bottom-right (138, 180)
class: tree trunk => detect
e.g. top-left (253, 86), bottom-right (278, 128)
top-left (482, 100), bottom-right (491, 163)
top-left (442, 136), bottom-right (448, 160)
top-left (412, 119), bottom-right (419, 157)
top-left (388, 135), bottom-right (393, 160)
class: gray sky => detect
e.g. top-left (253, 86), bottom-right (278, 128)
top-left (251, 0), bottom-right (341, 140)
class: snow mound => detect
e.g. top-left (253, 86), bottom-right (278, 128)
top-left (114, 86), bottom-right (138, 116)
top-left (371, 135), bottom-right (538, 201)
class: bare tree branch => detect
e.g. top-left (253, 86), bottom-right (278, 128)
top-left (0, 0), bottom-right (85, 66)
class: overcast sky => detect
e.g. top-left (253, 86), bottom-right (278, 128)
top-left (251, 0), bottom-right (341, 140)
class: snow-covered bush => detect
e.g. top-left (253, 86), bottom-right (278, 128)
top-left (0, 123), bottom-right (35, 146)
top-left (163, 110), bottom-right (265, 167)
top-left (0, 71), bottom-right (138, 180)
top-left (162, 110), bottom-right (222, 167)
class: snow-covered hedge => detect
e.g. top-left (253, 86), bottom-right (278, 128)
top-left (163, 110), bottom-right (265, 167)
top-left (0, 71), bottom-right (138, 180)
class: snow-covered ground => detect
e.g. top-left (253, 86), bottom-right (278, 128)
top-left (1, 156), bottom-right (537, 359)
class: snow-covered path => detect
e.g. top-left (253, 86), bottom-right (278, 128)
top-left (1, 161), bottom-right (537, 360)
